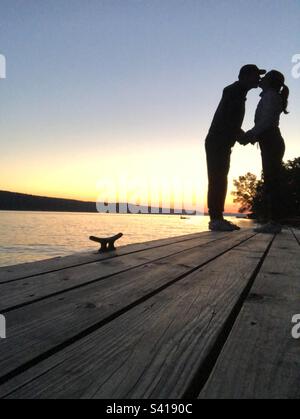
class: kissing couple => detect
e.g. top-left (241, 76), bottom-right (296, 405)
top-left (205, 64), bottom-right (289, 234)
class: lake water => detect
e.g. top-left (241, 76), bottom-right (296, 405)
top-left (0, 211), bottom-right (254, 267)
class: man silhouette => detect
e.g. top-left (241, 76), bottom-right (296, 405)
top-left (206, 65), bottom-right (266, 231)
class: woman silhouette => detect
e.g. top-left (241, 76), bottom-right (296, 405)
top-left (241, 70), bottom-right (290, 234)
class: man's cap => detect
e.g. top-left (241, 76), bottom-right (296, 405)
top-left (239, 64), bottom-right (267, 77)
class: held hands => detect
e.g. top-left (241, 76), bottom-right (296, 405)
top-left (238, 131), bottom-right (257, 146)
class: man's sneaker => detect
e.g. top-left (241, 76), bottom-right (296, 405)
top-left (209, 220), bottom-right (236, 232)
top-left (223, 220), bottom-right (241, 231)
top-left (254, 222), bottom-right (282, 234)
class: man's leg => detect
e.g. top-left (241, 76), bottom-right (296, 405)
top-left (205, 140), bottom-right (239, 231)
top-left (206, 141), bottom-right (231, 221)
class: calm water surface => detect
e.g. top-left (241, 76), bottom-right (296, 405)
top-left (0, 211), bottom-right (254, 267)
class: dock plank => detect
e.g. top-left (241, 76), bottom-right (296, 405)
top-left (0, 231), bottom-right (254, 379)
top-left (0, 232), bottom-right (233, 312)
top-left (0, 234), bottom-right (273, 399)
top-left (199, 230), bottom-right (300, 399)
top-left (0, 232), bottom-right (208, 283)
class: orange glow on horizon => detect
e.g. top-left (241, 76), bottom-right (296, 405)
top-left (1, 130), bottom-right (298, 215)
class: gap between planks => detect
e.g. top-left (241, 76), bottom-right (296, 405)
top-left (199, 230), bottom-right (300, 399)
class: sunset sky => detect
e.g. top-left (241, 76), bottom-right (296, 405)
top-left (1, 0), bottom-right (299, 212)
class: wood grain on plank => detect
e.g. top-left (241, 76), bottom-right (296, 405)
top-left (0, 232), bottom-right (254, 379)
top-left (0, 234), bottom-right (272, 399)
top-left (0, 232), bottom-right (212, 284)
top-left (200, 231), bottom-right (300, 399)
top-left (0, 232), bottom-right (235, 312)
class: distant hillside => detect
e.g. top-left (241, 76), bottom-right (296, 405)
top-left (0, 190), bottom-right (198, 214)
top-left (0, 191), bottom-right (98, 213)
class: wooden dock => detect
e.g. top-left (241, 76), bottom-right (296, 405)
top-left (0, 228), bottom-right (299, 399)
